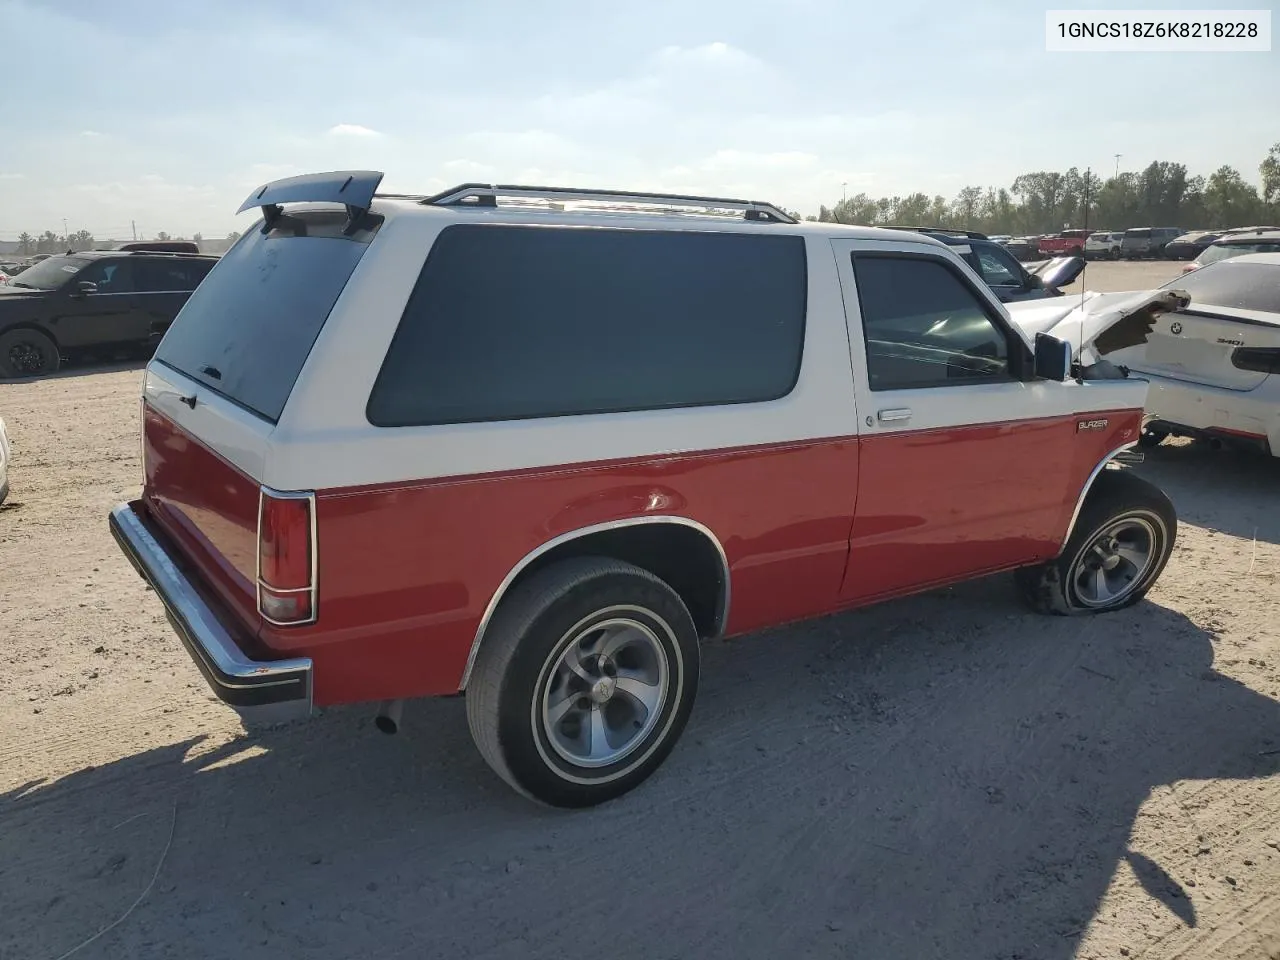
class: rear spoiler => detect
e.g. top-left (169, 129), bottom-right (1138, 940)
top-left (237, 170), bottom-right (385, 233)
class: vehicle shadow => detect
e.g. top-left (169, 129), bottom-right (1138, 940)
top-left (1134, 440), bottom-right (1280, 545)
top-left (2, 583), bottom-right (1277, 960)
top-left (1, 355), bottom-right (147, 385)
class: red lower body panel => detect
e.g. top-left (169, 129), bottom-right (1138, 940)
top-left (140, 405), bottom-right (1143, 708)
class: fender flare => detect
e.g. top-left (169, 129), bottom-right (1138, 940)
top-left (458, 516), bottom-right (731, 691)
top-left (1056, 441), bottom-right (1140, 556)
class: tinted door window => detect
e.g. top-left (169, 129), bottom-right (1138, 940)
top-left (852, 254), bottom-right (1013, 390)
top-left (135, 259), bottom-right (212, 292)
top-left (78, 259), bottom-right (136, 293)
top-left (366, 225), bottom-right (808, 427)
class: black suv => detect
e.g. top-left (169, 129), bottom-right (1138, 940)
top-left (882, 227), bottom-right (1085, 302)
top-left (0, 250), bottom-right (218, 378)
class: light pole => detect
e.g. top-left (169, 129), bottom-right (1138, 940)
top-left (842, 182), bottom-right (847, 202)
top-left (62, 218), bottom-right (69, 243)
top-left (1113, 154), bottom-right (1122, 178)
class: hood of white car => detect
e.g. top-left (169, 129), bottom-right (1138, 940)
top-left (1005, 289), bottom-right (1191, 365)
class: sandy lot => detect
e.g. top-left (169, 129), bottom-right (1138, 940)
top-left (2, 261), bottom-right (1278, 960)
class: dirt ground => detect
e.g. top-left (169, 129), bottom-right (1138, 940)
top-left (2, 261), bottom-right (1278, 960)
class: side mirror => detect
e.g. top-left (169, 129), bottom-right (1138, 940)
top-left (1035, 256), bottom-right (1086, 291)
top-left (1034, 332), bottom-right (1073, 381)
top-left (71, 280), bottom-right (98, 297)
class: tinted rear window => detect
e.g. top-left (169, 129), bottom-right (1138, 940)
top-left (367, 224), bottom-right (807, 427)
top-left (154, 210), bottom-right (379, 422)
top-left (1125, 229), bottom-right (1151, 239)
top-left (1164, 260), bottom-right (1280, 313)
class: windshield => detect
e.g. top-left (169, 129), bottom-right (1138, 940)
top-left (6, 256), bottom-right (90, 290)
top-left (1124, 229), bottom-right (1151, 239)
top-left (1163, 260), bottom-right (1280, 313)
top-left (1197, 241), bottom-right (1280, 266)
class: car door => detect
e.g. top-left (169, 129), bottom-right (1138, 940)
top-left (829, 238), bottom-right (1138, 603)
top-left (44, 258), bottom-right (146, 349)
top-left (132, 258), bottom-right (213, 344)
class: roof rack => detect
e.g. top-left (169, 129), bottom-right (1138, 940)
top-left (879, 225), bottom-right (989, 240)
top-left (421, 183), bottom-right (797, 224)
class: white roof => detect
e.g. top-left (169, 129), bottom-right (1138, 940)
top-left (367, 195), bottom-right (953, 247)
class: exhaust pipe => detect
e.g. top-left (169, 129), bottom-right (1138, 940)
top-left (374, 699), bottom-right (404, 735)
top-left (1207, 437), bottom-right (1225, 451)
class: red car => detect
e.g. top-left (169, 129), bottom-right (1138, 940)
top-left (109, 171), bottom-right (1180, 808)
top-left (1038, 229), bottom-right (1091, 257)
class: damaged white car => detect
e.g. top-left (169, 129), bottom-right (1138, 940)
top-left (1007, 253), bottom-right (1280, 457)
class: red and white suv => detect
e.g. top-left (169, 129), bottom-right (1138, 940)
top-left (110, 171), bottom-right (1180, 808)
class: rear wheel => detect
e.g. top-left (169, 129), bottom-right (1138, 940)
top-left (0, 329), bottom-right (60, 378)
top-left (466, 557), bottom-right (700, 808)
top-left (1015, 469), bottom-right (1176, 615)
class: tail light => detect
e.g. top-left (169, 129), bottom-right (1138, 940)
top-left (257, 487), bottom-right (317, 625)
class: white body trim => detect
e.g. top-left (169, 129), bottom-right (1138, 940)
top-left (141, 200), bottom-right (1158, 493)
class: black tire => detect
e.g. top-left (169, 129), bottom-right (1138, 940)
top-left (1015, 469), bottom-right (1176, 616)
top-left (466, 557), bottom-right (700, 808)
top-left (0, 328), bottom-right (60, 378)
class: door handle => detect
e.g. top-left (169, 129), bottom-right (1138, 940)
top-left (877, 408), bottom-right (912, 423)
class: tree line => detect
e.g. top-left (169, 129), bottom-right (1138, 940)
top-left (8, 145), bottom-right (1280, 247)
top-left (815, 142), bottom-right (1280, 236)
top-left (9, 230), bottom-right (241, 255)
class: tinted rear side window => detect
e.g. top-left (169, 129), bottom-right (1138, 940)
top-left (1164, 261), bottom-right (1280, 313)
top-left (154, 210), bottom-right (380, 423)
top-left (366, 224), bottom-right (807, 427)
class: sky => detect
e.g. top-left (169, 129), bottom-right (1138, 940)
top-left (0, 0), bottom-right (1276, 240)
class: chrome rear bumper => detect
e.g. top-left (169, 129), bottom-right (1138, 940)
top-left (109, 500), bottom-right (313, 724)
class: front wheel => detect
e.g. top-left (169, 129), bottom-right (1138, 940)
top-left (1015, 469), bottom-right (1176, 615)
top-left (466, 557), bottom-right (700, 808)
top-left (0, 328), bottom-right (60, 379)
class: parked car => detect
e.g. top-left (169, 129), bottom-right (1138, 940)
top-left (1182, 229), bottom-right (1280, 274)
top-left (1038, 229), bottom-right (1091, 257)
top-left (1163, 231), bottom-right (1223, 261)
top-left (1121, 226), bottom-right (1182, 259)
top-left (0, 269), bottom-right (10, 286)
top-left (109, 171), bottom-right (1179, 809)
top-left (1098, 254), bottom-right (1280, 456)
top-left (1083, 231), bottom-right (1123, 260)
top-left (880, 227), bottom-right (1084, 302)
top-left (0, 415), bottom-right (9, 505)
top-left (117, 241), bottom-right (202, 254)
top-left (987, 234), bottom-right (1013, 244)
top-left (1003, 236), bottom-right (1042, 261)
top-left (0, 250), bottom-right (218, 378)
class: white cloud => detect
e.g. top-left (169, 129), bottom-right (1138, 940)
top-left (327, 123), bottom-right (381, 138)
top-left (655, 42), bottom-right (762, 69)
top-left (80, 130), bottom-right (103, 138)
top-left (0, 173), bottom-right (25, 180)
